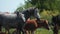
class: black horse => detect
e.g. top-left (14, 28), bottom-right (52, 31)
top-left (19, 7), bottom-right (40, 21)
top-left (52, 15), bottom-right (60, 34)
top-left (0, 12), bottom-right (25, 34)
top-left (0, 7), bottom-right (40, 34)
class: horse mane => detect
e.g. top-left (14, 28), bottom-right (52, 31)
top-left (27, 18), bottom-right (48, 22)
top-left (26, 18), bottom-right (38, 27)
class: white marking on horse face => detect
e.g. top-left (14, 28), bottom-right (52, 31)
top-left (21, 14), bottom-right (26, 22)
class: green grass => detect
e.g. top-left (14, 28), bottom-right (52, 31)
top-left (1, 28), bottom-right (60, 34)
top-left (35, 28), bottom-right (53, 34)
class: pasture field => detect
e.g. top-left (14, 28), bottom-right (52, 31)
top-left (1, 28), bottom-right (60, 34)
top-left (35, 28), bottom-right (60, 34)
top-left (35, 28), bottom-right (53, 34)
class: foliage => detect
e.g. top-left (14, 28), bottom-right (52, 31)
top-left (40, 10), bottom-right (60, 23)
top-left (24, 0), bottom-right (33, 9)
top-left (16, 0), bottom-right (60, 12)
top-left (26, 0), bottom-right (60, 12)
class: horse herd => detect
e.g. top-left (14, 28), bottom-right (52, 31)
top-left (0, 12), bottom-right (60, 34)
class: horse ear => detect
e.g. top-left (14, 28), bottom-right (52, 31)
top-left (15, 11), bottom-right (19, 16)
top-left (33, 6), bottom-right (37, 9)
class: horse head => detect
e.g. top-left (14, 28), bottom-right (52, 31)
top-left (36, 19), bottom-right (50, 30)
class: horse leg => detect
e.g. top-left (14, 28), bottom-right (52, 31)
top-left (12, 30), bottom-right (17, 34)
top-left (29, 31), bottom-right (31, 34)
top-left (25, 30), bottom-right (30, 34)
top-left (25, 30), bottom-right (29, 34)
top-left (0, 25), bottom-right (2, 31)
top-left (22, 29), bottom-right (27, 34)
top-left (5, 29), bottom-right (8, 34)
top-left (53, 24), bottom-right (58, 34)
top-left (22, 24), bottom-right (27, 34)
top-left (16, 28), bottom-right (21, 34)
top-left (5, 26), bottom-right (10, 34)
top-left (28, 30), bottom-right (34, 34)
top-left (8, 29), bottom-right (10, 34)
top-left (16, 29), bottom-right (19, 34)
top-left (6, 29), bottom-right (10, 34)
top-left (22, 30), bottom-right (29, 34)
top-left (31, 30), bottom-right (35, 34)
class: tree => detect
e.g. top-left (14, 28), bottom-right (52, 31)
top-left (16, 0), bottom-right (60, 12)
top-left (24, 1), bottom-right (33, 9)
top-left (26, 0), bottom-right (60, 12)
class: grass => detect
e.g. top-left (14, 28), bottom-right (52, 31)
top-left (1, 28), bottom-right (60, 34)
top-left (35, 28), bottom-right (53, 34)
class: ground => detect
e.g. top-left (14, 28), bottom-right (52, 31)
top-left (1, 28), bottom-right (60, 34)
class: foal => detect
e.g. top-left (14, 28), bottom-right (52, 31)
top-left (24, 19), bottom-right (50, 34)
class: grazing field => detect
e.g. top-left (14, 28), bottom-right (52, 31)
top-left (36, 28), bottom-right (60, 34)
top-left (35, 28), bottom-right (53, 34)
top-left (1, 28), bottom-right (60, 34)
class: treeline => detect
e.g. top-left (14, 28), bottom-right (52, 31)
top-left (15, 0), bottom-right (60, 23)
top-left (16, 0), bottom-right (60, 11)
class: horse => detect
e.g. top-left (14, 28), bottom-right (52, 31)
top-left (12, 18), bottom-right (50, 34)
top-left (25, 19), bottom-right (50, 34)
top-left (0, 7), bottom-right (41, 34)
top-left (0, 12), bottom-right (26, 34)
top-left (52, 15), bottom-right (60, 34)
top-left (0, 12), bottom-right (9, 31)
top-left (13, 7), bottom-right (41, 34)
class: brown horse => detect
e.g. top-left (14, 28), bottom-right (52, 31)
top-left (12, 18), bottom-right (50, 34)
top-left (25, 19), bottom-right (50, 34)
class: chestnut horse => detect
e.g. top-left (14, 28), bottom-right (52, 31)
top-left (24, 18), bottom-right (50, 34)
top-left (12, 18), bottom-right (50, 34)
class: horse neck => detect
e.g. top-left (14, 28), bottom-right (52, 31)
top-left (25, 16), bottom-right (30, 21)
top-left (27, 18), bottom-right (30, 21)
top-left (36, 20), bottom-right (45, 28)
top-left (37, 23), bottom-right (42, 28)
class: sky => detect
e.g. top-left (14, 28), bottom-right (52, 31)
top-left (0, 0), bottom-right (25, 13)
